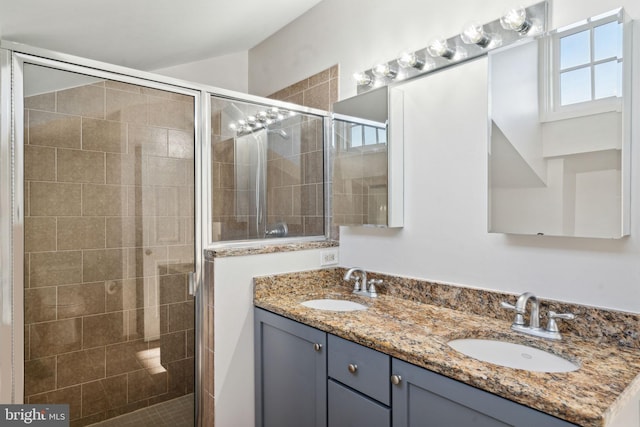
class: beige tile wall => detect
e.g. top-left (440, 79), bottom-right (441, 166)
top-left (267, 64), bottom-right (339, 111)
top-left (332, 148), bottom-right (389, 226)
top-left (24, 79), bottom-right (195, 427)
top-left (268, 64), bottom-right (339, 239)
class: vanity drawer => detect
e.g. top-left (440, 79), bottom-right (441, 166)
top-left (328, 379), bottom-right (390, 427)
top-left (328, 334), bottom-right (390, 405)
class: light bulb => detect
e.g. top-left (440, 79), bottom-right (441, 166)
top-left (427, 38), bottom-right (456, 59)
top-left (267, 107), bottom-right (279, 120)
top-left (371, 62), bottom-right (397, 79)
top-left (397, 51), bottom-right (425, 69)
top-left (461, 23), bottom-right (491, 47)
top-left (353, 72), bottom-right (373, 86)
top-left (500, 6), bottom-right (531, 34)
top-left (247, 115), bottom-right (256, 124)
top-left (237, 119), bottom-right (246, 126)
top-left (228, 122), bottom-right (237, 131)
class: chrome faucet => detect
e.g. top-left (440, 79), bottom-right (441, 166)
top-left (501, 292), bottom-right (575, 340)
top-left (516, 292), bottom-right (540, 329)
top-left (343, 267), bottom-right (378, 298)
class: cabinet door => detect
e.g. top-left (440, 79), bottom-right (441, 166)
top-left (328, 379), bottom-right (390, 427)
top-left (254, 308), bottom-right (327, 427)
top-left (391, 359), bottom-right (577, 427)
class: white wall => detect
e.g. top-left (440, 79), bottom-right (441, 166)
top-left (154, 50), bottom-right (248, 92)
top-left (249, 0), bottom-right (640, 312)
top-left (213, 249), bottom-right (327, 427)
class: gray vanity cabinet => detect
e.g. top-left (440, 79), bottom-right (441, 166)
top-left (254, 308), bottom-right (327, 427)
top-left (391, 358), bottom-right (577, 427)
top-left (255, 308), bottom-right (577, 427)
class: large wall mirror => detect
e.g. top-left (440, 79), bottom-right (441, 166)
top-left (332, 86), bottom-right (404, 227)
top-left (488, 8), bottom-right (632, 238)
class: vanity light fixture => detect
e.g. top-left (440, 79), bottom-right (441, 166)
top-left (228, 108), bottom-right (297, 136)
top-left (461, 22), bottom-right (496, 48)
top-left (427, 37), bottom-right (464, 60)
top-left (372, 62), bottom-right (398, 79)
top-left (353, 71), bottom-right (374, 87)
top-left (352, 1), bottom-right (547, 94)
top-left (397, 51), bottom-right (425, 70)
top-left (500, 6), bottom-right (532, 34)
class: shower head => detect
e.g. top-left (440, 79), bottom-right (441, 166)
top-left (268, 128), bottom-right (289, 139)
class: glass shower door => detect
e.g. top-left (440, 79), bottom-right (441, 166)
top-left (20, 61), bottom-right (196, 425)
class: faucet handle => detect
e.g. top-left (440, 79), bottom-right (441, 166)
top-left (501, 301), bottom-right (525, 325)
top-left (545, 311), bottom-right (575, 333)
top-left (367, 279), bottom-right (382, 298)
top-left (500, 301), bottom-right (516, 310)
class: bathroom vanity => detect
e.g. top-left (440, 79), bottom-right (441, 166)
top-left (255, 308), bottom-right (576, 426)
top-left (253, 268), bottom-right (640, 427)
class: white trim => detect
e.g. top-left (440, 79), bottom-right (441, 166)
top-left (541, 10), bottom-right (624, 122)
top-left (0, 47), bottom-right (22, 404)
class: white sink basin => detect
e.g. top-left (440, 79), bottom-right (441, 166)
top-left (301, 299), bottom-right (368, 312)
top-left (448, 339), bottom-right (579, 373)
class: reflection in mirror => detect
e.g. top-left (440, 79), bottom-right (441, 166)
top-left (488, 9), bottom-right (631, 238)
top-left (332, 86), bottom-right (403, 227)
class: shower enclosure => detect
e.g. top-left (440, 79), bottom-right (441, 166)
top-left (0, 42), bottom-right (330, 426)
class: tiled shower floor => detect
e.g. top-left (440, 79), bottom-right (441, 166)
top-left (88, 394), bottom-right (194, 427)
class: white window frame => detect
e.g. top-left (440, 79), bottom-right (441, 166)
top-left (540, 9), bottom-right (623, 122)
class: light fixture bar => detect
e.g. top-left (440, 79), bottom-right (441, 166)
top-left (354, 1), bottom-right (547, 94)
top-left (227, 107), bottom-right (297, 136)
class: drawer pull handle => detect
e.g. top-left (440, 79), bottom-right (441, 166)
top-left (391, 375), bottom-right (402, 385)
top-left (348, 364), bottom-right (358, 373)
top-left (313, 343), bottom-right (323, 352)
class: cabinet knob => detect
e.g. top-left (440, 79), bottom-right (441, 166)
top-left (390, 375), bottom-right (402, 385)
top-left (348, 364), bottom-right (358, 373)
top-left (313, 343), bottom-right (323, 352)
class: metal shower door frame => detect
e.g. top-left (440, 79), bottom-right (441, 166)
top-left (0, 44), bottom-right (205, 417)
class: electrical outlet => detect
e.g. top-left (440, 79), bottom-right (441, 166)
top-left (320, 249), bottom-right (339, 266)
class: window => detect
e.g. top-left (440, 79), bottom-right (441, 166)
top-left (333, 116), bottom-right (387, 151)
top-left (348, 123), bottom-right (387, 148)
top-left (546, 10), bottom-right (623, 119)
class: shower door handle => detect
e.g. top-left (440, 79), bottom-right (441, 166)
top-left (188, 271), bottom-right (197, 296)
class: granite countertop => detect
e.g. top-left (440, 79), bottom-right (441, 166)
top-left (254, 269), bottom-right (640, 427)
top-left (205, 240), bottom-right (338, 259)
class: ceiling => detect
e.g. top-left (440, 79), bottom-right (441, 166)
top-left (0, 0), bottom-right (323, 71)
